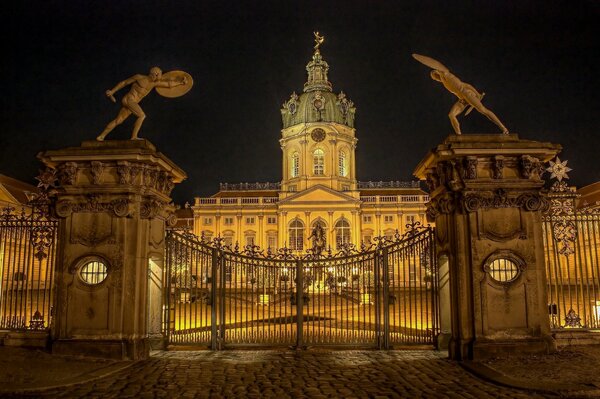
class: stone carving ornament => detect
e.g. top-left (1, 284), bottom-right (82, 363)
top-left (59, 162), bottom-right (78, 185)
top-left (462, 189), bottom-right (548, 213)
top-left (55, 196), bottom-right (131, 218)
top-left (284, 92), bottom-right (299, 116)
top-left (90, 161), bottom-right (105, 185)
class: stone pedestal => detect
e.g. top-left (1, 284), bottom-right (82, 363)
top-left (414, 134), bottom-right (560, 360)
top-left (38, 140), bottom-right (186, 360)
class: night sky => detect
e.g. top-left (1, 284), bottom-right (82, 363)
top-left (2, 1), bottom-right (599, 205)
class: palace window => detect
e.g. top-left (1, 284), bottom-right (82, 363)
top-left (384, 229), bottom-right (395, 241)
top-left (339, 150), bottom-right (347, 177)
top-left (384, 215), bottom-right (394, 223)
top-left (313, 149), bottom-right (325, 175)
top-left (363, 235), bottom-right (372, 245)
top-left (223, 231), bottom-right (234, 247)
top-left (267, 234), bottom-right (277, 250)
top-left (246, 217), bottom-right (255, 225)
top-left (289, 219), bottom-right (304, 251)
top-left (267, 216), bottom-right (277, 224)
top-left (203, 217), bottom-right (212, 225)
top-left (405, 214), bottom-right (416, 225)
top-left (363, 215), bottom-right (372, 223)
top-left (224, 217), bottom-right (234, 225)
top-left (291, 152), bottom-right (299, 178)
top-left (335, 219), bottom-right (351, 249)
top-left (202, 231), bottom-right (213, 242)
top-left (245, 232), bottom-right (256, 247)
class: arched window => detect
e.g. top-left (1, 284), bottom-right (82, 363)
top-left (289, 219), bottom-right (304, 250)
top-left (311, 219), bottom-right (327, 247)
top-left (335, 219), bottom-right (351, 249)
top-left (290, 152), bottom-right (299, 178)
top-left (338, 150), bottom-right (347, 177)
top-left (313, 149), bottom-right (325, 175)
top-left (223, 230), bottom-right (235, 248)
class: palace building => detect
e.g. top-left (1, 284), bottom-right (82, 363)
top-left (192, 39), bottom-right (429, 251)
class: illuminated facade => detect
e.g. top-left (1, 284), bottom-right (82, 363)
top-left (193, 42), bottom-right (429, 251)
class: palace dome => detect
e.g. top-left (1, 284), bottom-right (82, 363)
top-left (281, 48), bottom-right (356, 129)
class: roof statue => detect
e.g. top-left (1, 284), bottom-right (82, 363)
top-left (412, 54), bottom-right (508, 135)
top-left (307, 223), bottom-right (326, 257)
top-left (314, 31), bottom-right (325, 53)
top-left (97, 67), bottom-right (193, 141)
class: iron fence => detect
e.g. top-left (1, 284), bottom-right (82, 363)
top-left (164, 224), bottom-right (438, 349)
top-left (0, 201), bottom-right (57, 331)
top-left (543, 181), bottom-right (600, 329)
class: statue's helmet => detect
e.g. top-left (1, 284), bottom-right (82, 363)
top-left (149, 67), bottom-right (162, 81)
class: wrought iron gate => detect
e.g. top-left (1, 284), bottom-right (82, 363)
top-left (0, 200), bottom-right (57, 331)
top-left (543, 179), bottom-right (600, 329)
top-left (164, 224), bottom-right (438, 349)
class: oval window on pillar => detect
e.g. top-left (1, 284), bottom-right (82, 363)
top-left (483, 250), bottom-right (525, 284)
top-left (77, 256), bottom-right (109, 285)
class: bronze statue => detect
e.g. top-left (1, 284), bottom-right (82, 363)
top-left (97, 67), bottom-right (193, 141)
top-left (308, 224), bottom-right (326, 257)
top-left (412, 54), bottom-right (508, 135)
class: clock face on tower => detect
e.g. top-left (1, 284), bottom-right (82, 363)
top-left (311, 128), bottom-right (326, 143)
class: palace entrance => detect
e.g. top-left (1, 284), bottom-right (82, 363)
top-left (163, 224), bottom-right (439, 349)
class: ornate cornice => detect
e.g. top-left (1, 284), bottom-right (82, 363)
top-left (462, 189), bottom-right (549, 213)
top-left (56, 195), bottom-right (131, 218)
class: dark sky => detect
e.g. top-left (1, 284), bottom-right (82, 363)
top-left (2, 1), bottom-right (599, 204)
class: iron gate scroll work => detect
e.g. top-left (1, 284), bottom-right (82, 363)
top-left (164, 223), bottom-right (439, 349)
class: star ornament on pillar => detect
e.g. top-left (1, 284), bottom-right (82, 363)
top-left (35, 168), bottom-right (57, 191)
top-left (546, 157), bottom-right (572, 182)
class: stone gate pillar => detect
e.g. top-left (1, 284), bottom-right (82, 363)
top-left (38, 140), bottom-right (186, 360)
top-left (414, 134), bottom-right (560, 360)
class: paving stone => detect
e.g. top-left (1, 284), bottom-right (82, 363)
top-left (0, 350), bottom-right (565, 399)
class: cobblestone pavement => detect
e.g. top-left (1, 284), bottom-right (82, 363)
top-left (4, 350), bottom-right (561, 399)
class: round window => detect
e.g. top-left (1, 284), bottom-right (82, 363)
top-left (483, 250), bottom-right (524, 284)
top-left (79, 259), bottom-right (108, 285)
top-left (487, 259), bottom-right (519, 283)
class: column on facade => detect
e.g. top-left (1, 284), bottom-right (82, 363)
top-left (329, 138), bottom-right (337, 188)
top-left (304, 211), bottom-right (311, 250)
top-left (215, 214), bottom-right (221, 237)
top-left (236, 213), bottom-right (242, 245)
top-left (351, 210), bottom-right (358, 246)
top-left (327, 211), bottom-right (334, 249)
top-left (279, 211), bottom-right (287, 248)
top-left (258, 214), bottom-right (264, 248)
top-left (375, 212), bottom-right (381, 237)
top-left (357, 209), bottom-right (362, 245)
top-left (396, 209), bottom-right (403, 235)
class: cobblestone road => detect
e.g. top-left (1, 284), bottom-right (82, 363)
top-left (5, 350), bottom-right (559, 399)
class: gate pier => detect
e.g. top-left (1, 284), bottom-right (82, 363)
top-left (39, 140), bottom-right (186, 360)
top-left (414, 134), bottom-right (561, 360)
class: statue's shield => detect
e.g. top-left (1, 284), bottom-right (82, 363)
top-left (156, 71), bottom-right (194, 98)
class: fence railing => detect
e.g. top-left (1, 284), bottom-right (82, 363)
top-left (0, 201), bottom-right (58, 331)
top-left (543, 181), bottom-right (600, 330)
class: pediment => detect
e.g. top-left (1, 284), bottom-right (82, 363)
top-left (279, 185), bottom-right (358, 205)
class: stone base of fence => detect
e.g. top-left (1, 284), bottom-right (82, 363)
top-left (553, 330), bottom-right (600, 347)
top-left (0, 330), bottom-right (49, 348)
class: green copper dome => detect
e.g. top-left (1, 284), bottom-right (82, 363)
top-left (281, 48), bottom-right (356, 129)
